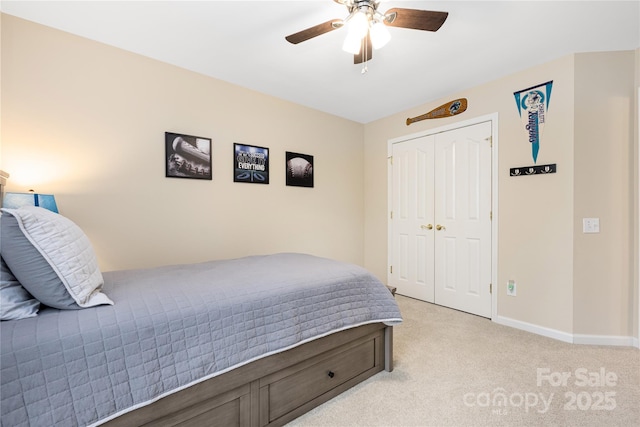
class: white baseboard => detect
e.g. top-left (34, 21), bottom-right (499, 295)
top-left (574, 334), bottom-right (637, 347)
top-left (493, 315), bottom-right (638, 347)
top-left (493, 315), bottom-right (573, 343)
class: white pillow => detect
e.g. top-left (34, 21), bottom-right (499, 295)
top-left (0, 256), bottom-right (40, 320)
top-left (0, 207), bottom-right (113, 309)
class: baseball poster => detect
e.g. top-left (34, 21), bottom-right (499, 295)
top-left (514, 80), bottom-right (553, 164)
top-left (234, 143), bottom-right (269, 184)
top-left (285, 152), bottom-right (314, 188)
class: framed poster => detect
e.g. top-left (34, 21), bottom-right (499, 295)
top-left (285, 152), bottom-right (314, 188)
top-left (234, 143), bottom-right (269, 184)
top-left (165, 132), bottom-right (212, 180)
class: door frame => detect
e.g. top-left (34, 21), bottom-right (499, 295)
top-left (387, 113), bottom-right (499, 320)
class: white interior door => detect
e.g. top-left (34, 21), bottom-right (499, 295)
top-left (390, 136), bottom-right (435, 302)
top-left (389, 121), bottom-right (492, 318)
top-left (433, 122), bottom-right (492, 318)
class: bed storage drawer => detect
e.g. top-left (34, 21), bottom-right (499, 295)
top-left (165, 385), bottom-right (251, 427)
top-left (113, 382), bottom-right (253, 427)
top-left (258, 328), bottom-right (384, 426)
top-left (103, 323), bottom-right (390, 427)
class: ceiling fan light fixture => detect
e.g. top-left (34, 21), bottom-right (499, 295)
top-left (369, 20), bottom-right (390, 49)
top-left (286, 1), bottom-right (449, 67)
top-left (342, 31), bottom-right (362, 54)
top-left (346, 10), bottom-right (369, 39)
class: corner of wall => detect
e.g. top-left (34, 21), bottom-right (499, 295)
top-left (573, 50), bottom-right (636, 339)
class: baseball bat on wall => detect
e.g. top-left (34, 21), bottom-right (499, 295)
top-left (406, 98), bottom-right (468, 125)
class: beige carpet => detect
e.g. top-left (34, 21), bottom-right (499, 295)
top-left (288, 295), bottom-right (640, 427)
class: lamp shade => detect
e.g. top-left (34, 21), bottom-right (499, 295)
top-left (347, 10), bottom-right (369, 39)
top-left (3, 192), bottom-right (59, 213)
top-left (342, 31), bottom-right (363, 54)
top-left (370, 21), bottom-right (390, 49)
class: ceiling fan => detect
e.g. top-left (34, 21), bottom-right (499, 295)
top-left (285, 0), bottom-right (448, 65)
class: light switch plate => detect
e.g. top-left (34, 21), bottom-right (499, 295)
top-left (583, 218), bottom-right (600, 233)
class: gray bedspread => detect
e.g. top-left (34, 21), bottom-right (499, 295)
top-left (0, 253), bottom-right (402, 426)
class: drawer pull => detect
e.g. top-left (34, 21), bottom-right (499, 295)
top-left (327, 371), bottom-right (335, 378)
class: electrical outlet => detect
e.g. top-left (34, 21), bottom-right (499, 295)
top-left (507, 280), bottom-right (517, 296)
top-left (583, 218), bottom-right (600, 233)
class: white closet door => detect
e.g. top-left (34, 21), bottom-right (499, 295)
top-left (433, 122), bottom-right (492, 317)
top-left (389, 136), bottom-right (435, 302)
top-left (390, 121), bottom-right (492, 318)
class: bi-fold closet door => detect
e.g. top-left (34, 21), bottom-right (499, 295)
top-left (389, 121), bottom-right (492, 318)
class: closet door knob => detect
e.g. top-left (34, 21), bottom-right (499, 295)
top-left (436, 225), bottom-right (446, 231)
top-left (420, 224), bottom-right (433, 230)
top-left (327, 371), bottom-right (335, 378)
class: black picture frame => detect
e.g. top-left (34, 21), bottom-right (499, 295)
top-left (234, 143), bottom-right (269, 184)
top-left (285, 152), bottom-right (314, 188)
top-left (165, 132), bottom-right (212, 180)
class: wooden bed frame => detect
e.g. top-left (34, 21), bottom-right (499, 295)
top-left (104, 323), bottom-right (393, 427)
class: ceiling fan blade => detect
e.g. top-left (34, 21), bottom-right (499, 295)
top-left (354, 33), bottom-right (373, 64)
top-left (285, 19), bottom-right (343, 44)
top-left (384, 8), bottom-right (448, 32)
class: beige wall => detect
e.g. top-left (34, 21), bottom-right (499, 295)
top-left (363, 52), bottom-right (637, 338)
top-left (1, 14), bottom-right (365, 271)
top-left (635, 48), bottom-right (640, 340)
top-left (2, 14), bottom-right (638, 340)
top-left (364, 55), bottom-right (576, 333)
top-left (573, 51), bottom-right (635, 336)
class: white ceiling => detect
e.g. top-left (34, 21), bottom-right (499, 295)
top-left (2, 1), bottom-right (639, 123)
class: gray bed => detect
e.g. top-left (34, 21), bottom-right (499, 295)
top-left (1, 252), bottom-right (402, 426)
